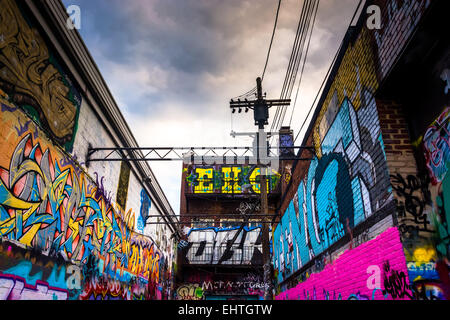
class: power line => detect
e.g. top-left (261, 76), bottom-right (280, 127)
top-left (278, 0), bottom-right (317, 129)
top-left (271, 0), bottom-right (315, 134)
top-left (293, 0), bottom-right (365, 144)
top-left (271, 0), bottom-right (310, 133)
top-left (231, 0), bottom-right (283, 102)
top-left (270, 0), bottom-right (318, 145)
top-left (283, 0), bottom-right (314, 100)
top-left (293, 39), bottom-right (342, 144)
top-left (288, 0), bottom-right (319, 127)
top-left (261, 0), bottom-right (282, 82)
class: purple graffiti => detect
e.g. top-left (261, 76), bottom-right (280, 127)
top-left (94, 172), bottom-right (112, 209)
top-left (14, 119), bottom-right (31, 137)
top-left (0, 273), bottom-right (68, 300)
top-left (1, 103), bottom-right (18, 113)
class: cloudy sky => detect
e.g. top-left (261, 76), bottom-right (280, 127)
top-left (62, 0), bottom-right (361, 214)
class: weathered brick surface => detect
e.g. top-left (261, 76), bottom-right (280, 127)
top-left (276, 227), bottom-right (410, 300)
top-left (377, 99), bottom-right (419, 176)
top-left (273, 0), bottom-right (435, 299)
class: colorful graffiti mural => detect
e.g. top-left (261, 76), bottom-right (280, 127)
top-left (176, 273), bottom-right (266, 300)
top-left (182, 225), bottom-right (263, 266)
top-left (271, 0), bottom-right (436, 295)
top-left (0, 98), bottom-right (168, 299)
top-left (423, 107), bottom-right (450, 185)
top-left (313, 27), bottom-right (379, 154)
top-left (273, 93), bottom-right (392, 282)
top-left (415, 105), bottom-right (450, 299)
top-left (0, 0), bottom-right (82, 151)
top-left (184, 165), bottom-right (281, 194)
top-left (0, 273), bottom-right (69, 300)
top-left (271, 0), bottom-right (440, 298)
top-left (137, 189), bottom-right (151, 233)
top-left (176, 283), bottom-right (204, 301)
top-left (275, 228), bottom-right (424, 300)
top-left (0, 241), bottom-right (81, 300)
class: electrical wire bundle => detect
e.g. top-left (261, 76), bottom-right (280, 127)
top-left (230, 0), bottom-right (282, 103)
top-left (230, 0), bottom-right (320, 143)
top-left (292, 0), bottom-right (365, 144)
top-left (269, 0), bottom-right (319, 145)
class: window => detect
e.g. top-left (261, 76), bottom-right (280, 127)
top-left (191, 218), bottom-right (214, 229)
top-left (221, 219), bottom-right (242, 228)
top-left (248, 220), bottom-right (262, 228)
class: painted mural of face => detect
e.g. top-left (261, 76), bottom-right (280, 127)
top-left (0, 0), bottom-right (78, 144)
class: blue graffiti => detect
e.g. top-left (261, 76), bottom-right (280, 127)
top-left (187, 225), bottom-right (262, 236)
top-left (137, 189), bottom-right (151, 233)
top-left (3, 261), bottom-right (67, 289)
top-left (273, 95), bottom-right (391, 283)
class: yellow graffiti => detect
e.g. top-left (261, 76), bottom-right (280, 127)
top-left (196, 168), bottom-right (214, 193)
top-left (312, 28), bottom-right (379, 158)
top-left (413, 248), bottom-right (437, 265)
top-left (249, 167), bottom-right (270, 193)
top-left (0, 112), bottom-right (166, 285)
top-left (221, 167), bottom-right (242, 193)
top-left (176, 284), bottom-right (204, 300)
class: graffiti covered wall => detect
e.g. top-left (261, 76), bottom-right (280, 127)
top-left (403, 96), bottom-right (450, 299)
top-left (273, 0), bottom-right (437, 299)
top-left (176, 272), bottom-right (266, 300)
top-left (184, 165), bottom-right (281, 194)
top-left (274, 228), bottom-right (438, 300)
top-left (0, 96), bottom-right (168, 299)
top-left (273, 25), bottom-right (393, 284)
top-left (0, 0), bottom-right (82, 152)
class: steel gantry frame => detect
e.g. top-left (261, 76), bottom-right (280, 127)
top-left (86, 145), bottom-right (315, 165)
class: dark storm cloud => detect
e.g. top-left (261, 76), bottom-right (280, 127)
top-left (62, 0), bottom-right (361, 212)
top-left (64, 0), bottom-right (360, 117)
top-left (62, 0), bottom-right (289, 114)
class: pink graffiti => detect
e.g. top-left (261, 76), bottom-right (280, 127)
top-left (276, 227), bottom-right (411, 300)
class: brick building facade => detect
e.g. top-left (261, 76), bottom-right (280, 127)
top-left (175, 161), bottom-right (283, 300)
top-left (273, 0), bottom-right (450, 300)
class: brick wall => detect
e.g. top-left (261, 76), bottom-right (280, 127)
top-left (272, 0), bottom-right (437, 299)
top-left (377, 99), bottom-right (419, 177)
top-left (372, 0), bottom-right (432, 79)
top-left (273, 17), bottom-right (394, 288)
top-left (276, 227), bottom-right (410, 300)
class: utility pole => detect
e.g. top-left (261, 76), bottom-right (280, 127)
top-left (260, 171), bottom-right (272, 300)
top-left (86, 77), bottom-right (315, 301)
top-left (230, 77), bottom-right (290, 300)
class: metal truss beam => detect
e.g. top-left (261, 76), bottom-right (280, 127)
top-left (86, 146), bottom-right (315, 165)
